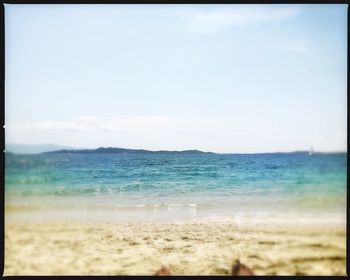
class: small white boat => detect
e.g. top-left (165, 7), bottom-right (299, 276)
top-left (309, 147), bottom-right (314, 156)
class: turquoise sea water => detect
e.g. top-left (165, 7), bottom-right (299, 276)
top-left (5, 152), bottom-right (347, 223)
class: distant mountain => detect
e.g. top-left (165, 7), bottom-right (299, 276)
top-left (5, 144), bottom-right (78, 154)
top-left (45, 147), bottom-right (215, 155)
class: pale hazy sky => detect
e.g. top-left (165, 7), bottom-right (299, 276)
top-left (5, 4), bottom-right (347, 153)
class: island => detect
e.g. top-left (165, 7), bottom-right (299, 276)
top-left (44, 147), bottom-right (216, 155)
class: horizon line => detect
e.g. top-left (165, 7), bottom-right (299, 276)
top-left (5, 143), bottom-right (347, 155)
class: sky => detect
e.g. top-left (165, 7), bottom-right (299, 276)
top-left (5, 4), bottom-right (347, 153)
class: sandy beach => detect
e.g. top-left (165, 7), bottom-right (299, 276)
top-left (4, 221), bottom-right (346, 276)
top-left (5, 2), bottom-right (347, 277)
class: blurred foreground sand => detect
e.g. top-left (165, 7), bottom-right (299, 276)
top-left (4, 222), bottom-right (346, 276)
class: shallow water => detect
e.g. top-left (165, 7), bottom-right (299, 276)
top-left (5, 152), bottom-right (347, 223)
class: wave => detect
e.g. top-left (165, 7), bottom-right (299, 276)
top-left (5, 201), bottom-right (214, 212)
top-left (5, 202), bottom-right (346, 225)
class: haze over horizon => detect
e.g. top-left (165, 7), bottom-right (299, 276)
top-left (5, 4), bottom-right (347, 153)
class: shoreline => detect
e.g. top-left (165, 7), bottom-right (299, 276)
top-left (5, 204), bottom-right (346, 225)
top-left (4, 221), bottom-right (346, 276)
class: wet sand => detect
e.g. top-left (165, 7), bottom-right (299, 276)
top-left (4, 221), bottom-right (346, 276)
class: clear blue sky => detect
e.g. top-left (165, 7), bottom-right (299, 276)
top-left (5, 4), bottom-right (347, 153)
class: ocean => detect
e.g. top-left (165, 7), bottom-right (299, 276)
top-left (5, 152), bottom-right (347, 224)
